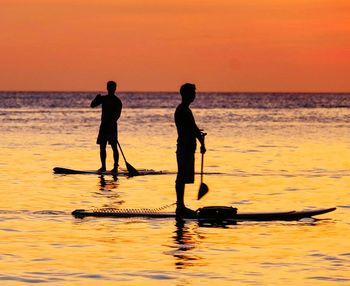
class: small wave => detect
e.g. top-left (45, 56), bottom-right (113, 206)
top-left (307, 276), bottom-right (350, 282)
top-left (231, 200), bottom-right (251, 205)
top-left (32, 210), bottom-right (68, 215)
top-left (0, 274), bottom-right (63, 283)
top-left (0, 210), bottom-right (69, 216)
top-left (337, 205), bottom-right (350, 209)
top-left (0, 228), bottom-right (19, 232)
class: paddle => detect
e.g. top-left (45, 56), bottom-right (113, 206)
top-left (197, 134), bottom-right (209, 200)
top-left (117, 141), bottom-right (139, 176)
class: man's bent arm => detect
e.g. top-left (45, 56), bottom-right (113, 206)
top-left (91, 94), bottom-right (102, 108)
top-left (115, 102), bottom-right (122, 121)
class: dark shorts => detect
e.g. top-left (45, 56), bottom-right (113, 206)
top-left (96, 124), bottom-right (118, 146)
top-left (176, 151), bottom-right (195, 184)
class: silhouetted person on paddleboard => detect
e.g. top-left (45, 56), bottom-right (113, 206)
top-left (91, 81), bottom-right (122, 174)
top-left (175, 83), bottom-right (206, 217)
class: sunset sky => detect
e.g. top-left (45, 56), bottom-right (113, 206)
top-left (1, 0), bottom-right (349, 91)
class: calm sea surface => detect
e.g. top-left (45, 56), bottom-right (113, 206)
top-left (0, 92), bottom-right (349, 285)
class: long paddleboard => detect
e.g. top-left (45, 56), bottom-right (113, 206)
top-left (72, 206), bottom-right (336, 222)
top-left (53, 167), bottom-right (223, 176)
top-left (53, 167), bottom-right (165, 176)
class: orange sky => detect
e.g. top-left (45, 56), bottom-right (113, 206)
top-left (1, 0), bottom-right (349, 91)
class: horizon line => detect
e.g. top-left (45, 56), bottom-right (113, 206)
top-left (1, 90), bottom-right (350, 94)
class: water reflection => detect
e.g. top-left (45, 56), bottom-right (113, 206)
top-left (95, 175), bottom-right (125, 208)
top-left (170, 213), bottom-right (241, 269)
top-left (172, 219), bottom-right (200, 269)
top-left (99, 175), bottom-right (118, 191)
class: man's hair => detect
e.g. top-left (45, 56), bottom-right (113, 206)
top-left (107, 81), bottom-right (117, 92)
top-left (180, 83), bottom-right (196, 97)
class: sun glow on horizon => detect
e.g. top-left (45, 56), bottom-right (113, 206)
top-left (1, 0), bottom-right (349, 91)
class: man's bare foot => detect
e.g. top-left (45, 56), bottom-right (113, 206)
top-left (97, 167), bottom-right (106, 174)
top-left (176, 206), bottom-right (197, 218)
top-left (110, 167), bottom-right (118, 175)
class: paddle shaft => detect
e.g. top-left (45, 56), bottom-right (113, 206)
top-left (117, 141), bottom-right (139, 176)
top-left (200, 132), bottom-right (206, 182)
top-left (200, 152), bottom-right (204, 183)
top-left (117, 141), bottom-right (127, 163)
top-left (197, 132), bottom-right (209, 200)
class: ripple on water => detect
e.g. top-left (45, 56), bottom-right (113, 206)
top-left (0, 228), bottom-right (19, 232)
top-left (0, 274), bottom-right (64, 283)
top-left (122, 269), bottom-right (229, 281)
top-left (231, 200), bottom-right (251, 205)
top-left (19, 271), bottom-right (107, 283)
top-left (337, 205), bottom-right (350, 209)
top-left (307, 276), bottom-right (350, 283)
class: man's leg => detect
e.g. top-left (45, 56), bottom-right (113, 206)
top-left (176, 151), bottom-right (185, 210)
top-left (175, 181), bottom-right (196, 217)
top-left (176, 182), bottom-right (195, 211)
top-left (175, 151), bottom-right (196, 217)
top-left (111, 144), bottom-right (119, 173)
top-left (99, 143), bottom-right (107, 172)
top-left (175, 181), bottom-right (185, 209)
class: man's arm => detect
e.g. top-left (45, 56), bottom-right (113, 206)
top-left (91, 94), bottom-right (102, 108)
top-left (193, 118), bottom-right (206, 154)
top-left (115, 100), bottom-right (122, 121)
top-left (196, 130), bottom-right (206, 154)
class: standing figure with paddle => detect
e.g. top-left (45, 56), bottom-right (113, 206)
top-left (175, 83), bottom-right (206, 218)
top-left (91, 81), bottom-right (122, 174)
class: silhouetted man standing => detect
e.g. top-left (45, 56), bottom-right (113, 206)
top-left (91, 81), bottom-right (122, 174)
top-left (175, 83), bottom-right (206, 217)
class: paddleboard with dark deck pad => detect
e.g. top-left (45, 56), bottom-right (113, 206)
top-left (72, 206), bottom-right (336, 222)
top-left (53, 167), bottom-right (165, 176)
top-left (53, 167), bottom-right (223, 176)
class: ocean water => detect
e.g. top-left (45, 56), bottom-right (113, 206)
top-left (0, 92), bottom-right (349, 285)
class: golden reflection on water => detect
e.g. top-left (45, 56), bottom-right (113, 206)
top-left (0, 107), bottom-right (349, 285)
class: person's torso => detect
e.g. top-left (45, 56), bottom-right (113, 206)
top-left (175, 104), bottom-right (197, 152)
top-left (100, 95), bottom-right (122, 126)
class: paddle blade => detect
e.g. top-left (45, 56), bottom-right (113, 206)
top-left (197, 183), bottom-right (209, 200)
top-left (126, 162), bottom-right (139, 177)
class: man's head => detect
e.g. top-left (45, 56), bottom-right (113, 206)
top-left (180, 83), bottom-right (196, 104)
top-left (107, 81), bottom-right (117, 94)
